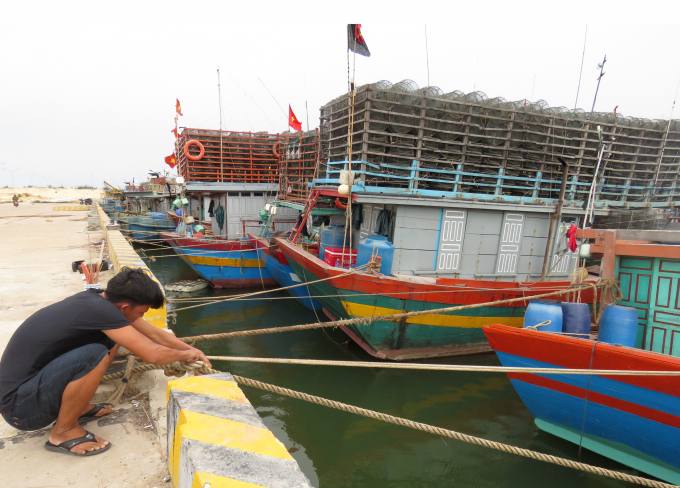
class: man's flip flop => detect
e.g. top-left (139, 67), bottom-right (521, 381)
top-left (79, 403), bottom-right (114, 421)
top-left (44, 431), bottom-right (112, 456)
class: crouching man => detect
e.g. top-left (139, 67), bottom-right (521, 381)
top-left (0, 267), bottom-right (211, 456)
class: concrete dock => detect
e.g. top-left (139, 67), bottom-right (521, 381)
top-left (0, 202), bottom-right (315, 488)
top-left (0, 203), bottom-right (171, 487)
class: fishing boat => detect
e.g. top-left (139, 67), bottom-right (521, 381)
top-left (277, 237), bottom-right (594, 359)
top-left (162, 232), bottom-right (277, 288)
top-left (268, 77), bottom-right (679, 359)
top-left (482, 230), bottom-right (680, 483)
top-left (483, 323), bottom-right (680, 484)
top-left (167, 210), bottom-right (181, 227)
top-left (247, 233), bottom-right (322, 310)
top-left (127, 213), bottom-right (175, 241)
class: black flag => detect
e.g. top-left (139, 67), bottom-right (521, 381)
top-left (348, 24), bottom-right (370, 57)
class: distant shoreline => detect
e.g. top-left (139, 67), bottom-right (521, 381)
top-left (0, 187), bottom-right (105, 203)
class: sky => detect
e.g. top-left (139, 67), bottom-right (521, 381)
top-left (1, 1), bottom-right (679, 188)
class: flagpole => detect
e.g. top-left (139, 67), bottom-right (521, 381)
top-left (217, 67), bottom-right (224, 183)
top-left (591, 54), bottom-right (606, 113)
top-left (342, 33), bottom-right (358, 264)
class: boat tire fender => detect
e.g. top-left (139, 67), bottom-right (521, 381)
top-left (184, 140), bottom-right (205, 161)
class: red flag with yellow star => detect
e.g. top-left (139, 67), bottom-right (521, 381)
top-left (348, 24), bottom-right (370, 57)
top-left (288, 105), bottom-right (302, 131)
top-left (165, 153), bottom-right (177, 169)
top-left (176, 99), bottom-right (183, 116)
top-left (171, 127), bottom-right (180, 138)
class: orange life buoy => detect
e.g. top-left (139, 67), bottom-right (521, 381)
top-left (334, 198), bottom-right (347, 210)
top-left (272, 141), bottom-right (281, 159)
top-left (183, 140), bottom-right (205, 161)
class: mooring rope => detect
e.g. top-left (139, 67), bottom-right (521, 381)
top-left (104, 354), bottom-right (680, 381)
top-left (177, 284), bottom-right (596, 343)
top-left (205, 356), bottom-right (680, 376)
top-left (169, 263), bottom-right (373, 314)
top-left (231, 374), bottom-right (678, 488)
top-left (595, 278), bottom-right (624, 324)
top-left (105, 359), bottom-right (676, 488)
top-left (101, 361), bottom-right (214, 382)
top-left (167, 284), bottom-right (587, 303)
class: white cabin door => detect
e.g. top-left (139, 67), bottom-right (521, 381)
top-left (496, 212), bottom-right (524, 274)
top-left (437, 210), bottom-right (466, 272)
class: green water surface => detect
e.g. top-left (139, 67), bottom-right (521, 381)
top-left (143, 247), bottom-right (641, 488)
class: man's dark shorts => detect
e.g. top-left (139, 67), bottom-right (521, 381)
top-left (1, 344), bottom-right (109, 431)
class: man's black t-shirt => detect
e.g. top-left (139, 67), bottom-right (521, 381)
top-left (0, 290), bottom-right (130, 413)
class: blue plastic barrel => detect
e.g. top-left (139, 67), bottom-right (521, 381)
top-left (598, 305), bottom-right (638, 347)
top-left (148, 212), bottom-right (167, 220)
top-left (561, 302), bottom-right (591, 337)
top-left (523, 300), bottom-right (563, 332)
top-left (319, 224), bottom-right (347, 260)
top-left (356, 236), bottom-right (394, 275)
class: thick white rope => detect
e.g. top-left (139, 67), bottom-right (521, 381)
top-left (207, 356), bottom-right (680, 376)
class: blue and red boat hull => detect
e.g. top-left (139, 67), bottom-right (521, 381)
top-left (483, 324), bottom-right (680, 484)
top-left (247, 234), bottom-right (321, 310)
top-left (162, 233), bottom-right (277, 288)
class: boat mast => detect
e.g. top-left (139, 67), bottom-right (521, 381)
top-left (218, 67), bottom-right (224, 183)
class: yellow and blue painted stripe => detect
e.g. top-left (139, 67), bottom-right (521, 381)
top-left (341, 301), bottom-right (524, 329)
top-left (167, 373), bottom-right (312, 488)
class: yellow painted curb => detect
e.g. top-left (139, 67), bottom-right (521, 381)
top-left (167, 373), bottom-right (312, 488)
top-left (52, 205), bottom-right (88, 211)
top-left (97, 205), bottom-right (167, 328)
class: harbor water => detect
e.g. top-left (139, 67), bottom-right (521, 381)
top-left (143, 246), bottom-right (640, 488)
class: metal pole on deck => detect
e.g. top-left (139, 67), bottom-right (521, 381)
top-left (218, 68), bottom-right (224, 183)
top-left (541, 157), bottom-right (570, 279)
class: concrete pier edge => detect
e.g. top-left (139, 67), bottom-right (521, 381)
top-left (167, 373), bottom-right (313, 488)
top-left (97, 205), bottom-right (167, 328)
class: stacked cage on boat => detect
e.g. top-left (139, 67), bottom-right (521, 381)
top-left (319, 80), bottom-right (680, 207)
top-left (177, 128), bottom-right (320, 205)
top-left (278, 129), bottom-right (319, 204)
top-left (177, 129), bottom-right (281, 183)
top-left (594, 207), bottom-right (673, 230)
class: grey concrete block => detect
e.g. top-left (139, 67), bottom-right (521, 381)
top-left (168, 372), bottom-right (313, 488)
top-left (179, 439), bottom-right (313, 488)
top-left (170, 389), bottom-right (266, 429)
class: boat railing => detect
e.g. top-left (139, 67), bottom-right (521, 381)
top-left (314, 159), bottom-right (679, 208)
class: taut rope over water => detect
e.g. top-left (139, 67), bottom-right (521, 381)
top-left (177, 284), bottom-right (596, 344)
top-left (102, 360), bottom-right (677, 488)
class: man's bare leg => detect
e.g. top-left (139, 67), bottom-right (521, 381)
top-left (78, 345), bottom-right (120, 418)
top-left (48, 351), bottom-right (112, 454)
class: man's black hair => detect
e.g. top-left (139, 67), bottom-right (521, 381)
top-left (104, 267), bottom-right (165, 309)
